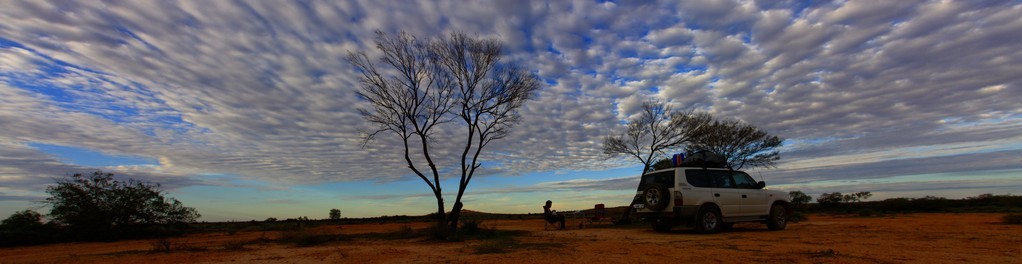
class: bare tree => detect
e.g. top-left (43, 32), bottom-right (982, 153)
top-left (348, 31), bottom-right (540, 236)
top-left (603, 100), bottom-right (712, 177)
top-left (434, 33), bottom-right (541, 230)
top-left (603, 100), bottom-right (711, 223)
top-left (685, 119), bottom-right (783, 170)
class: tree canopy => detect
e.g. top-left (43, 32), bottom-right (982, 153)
top-left (44, 171), bottom-right (200, 238)
top-left (603, 100), bottom-right (712, 176)
top-left (685, 118), bottom-right (783, 170)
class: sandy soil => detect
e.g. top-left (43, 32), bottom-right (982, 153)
top-left (2, 213), bottom-right (1019, 263)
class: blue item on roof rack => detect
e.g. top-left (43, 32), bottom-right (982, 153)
top-left (671, 153), bottom-right (685, 167)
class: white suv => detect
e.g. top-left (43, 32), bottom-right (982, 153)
top-left (632, 167), bottom-right (790, 233)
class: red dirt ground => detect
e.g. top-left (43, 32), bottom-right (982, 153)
top-left (2, 213), bottom-right (1019, 263)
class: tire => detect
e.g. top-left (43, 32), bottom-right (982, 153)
top-left (641, 183), bottom-right (670, 211)
top-left (651, 218), bottom-right (672, 232)
top-left (767, 204), bottom-right (788, 230)
top-left (693, 206), bottom-right (722, 234)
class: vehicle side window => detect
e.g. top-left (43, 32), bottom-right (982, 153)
top-left (638, 171), bottom-right (675, 190)
top-left (732, 172), bottom-right (758, 189)
top-left (707, 171), bottom-right (734, 188)
top-left (685, 170), bottom-right (711, 188)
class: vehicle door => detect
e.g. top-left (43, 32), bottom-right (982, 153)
top-left (732, 171), bottom-right (770, 215)
top-left (706, 170), bottom-right (742, 217)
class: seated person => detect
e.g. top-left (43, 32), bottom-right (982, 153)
top-left (543, 200), bottom-right (566, 229)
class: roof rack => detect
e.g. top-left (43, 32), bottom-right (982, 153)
top-left (672, 151), bottom-right (728, 169)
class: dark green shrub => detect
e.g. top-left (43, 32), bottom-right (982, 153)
top-left (44, 171), bottom-right (200, 240)
top-left (460, 219), bottom-right (482, 235)
top-left (0, 210), bottom-right (61, 246)
top-left (788, 211), bottom-right (808, 223)
top-left (277, 229), bottom-right (345, 247)
top-left (150, 238), bottom-right (173, 253)
top-left (1004, 214), bottom-right (1022, 225)
top-left (393, 225), bottom-right (415, 238)
top-left (222, 241), bottom-right (249, 251)
top-left (857, 209), bottom-right (881, 217)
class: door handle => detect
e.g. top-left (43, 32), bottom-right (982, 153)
top-left (714, 193), bottom-right (720, 197)
top-left (742, 195), bottom-right (747, 198)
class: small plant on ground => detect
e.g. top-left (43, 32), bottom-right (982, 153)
top-left (788, 211), bottom-right (808, 223)
top-left (277, 228), bottom-right (347, 247)
top-left (1004, 213), bottom-right (1022, 225)
top-left (472, 238), bottom-right (518, 254)
top-left (460, 219), bottom-right (482, 235)
top-left (149, 238), bottom-right (172, 253)
top-left (808, 249), bottom-right (838, 258)
top-left (857, 209), bottom-right (882, 217)
top-left (391, 225), bottom-right (416, 238)
top-left (222, 241), bottom-right (249, 251)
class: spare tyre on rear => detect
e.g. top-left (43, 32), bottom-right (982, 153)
top-left (642, 183), bottom-right (671, 211)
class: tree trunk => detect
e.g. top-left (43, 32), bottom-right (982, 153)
top-left (617, 165), bottom-right (650, 225)
top-left (434, 195), bottom-right (448, 238)
top-left (447, 201), bottom-right (463, 232)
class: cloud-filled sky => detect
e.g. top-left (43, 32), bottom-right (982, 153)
top-left (2, 0), bottom-right (1020, 221)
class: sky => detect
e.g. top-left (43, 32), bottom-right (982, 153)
top-left (1, 0), bottom-right (1021, 222)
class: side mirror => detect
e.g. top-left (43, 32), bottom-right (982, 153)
top-left (757, 181), bottom-right (766, 189)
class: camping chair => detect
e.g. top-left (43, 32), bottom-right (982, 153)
top-left (586, 204), bottom-right (609, 226)
top-left (542, 206), bottom-right (565, 230)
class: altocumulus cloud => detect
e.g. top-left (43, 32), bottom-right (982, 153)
top-left (1, 0), bottom-right (1021, 204)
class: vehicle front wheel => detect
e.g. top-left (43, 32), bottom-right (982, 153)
top-left (693, 206), bottom-right (722, 234)
top-left (767, 204), bottom-right (788, 230)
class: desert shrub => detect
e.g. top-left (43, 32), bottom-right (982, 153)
top-left (0, 210), bottom-right (62, 246)
top-left (807, 249), bottom-right (838, 258)
top-left (457, 219), bottom-right (498, 239)
top-left (222, 241), bottom-right (249, 251)
top-left (45, 171), bottom-right (200, 241)
top-left (473, 238), bottom-right (517, 254)
top-left (150, 238), bottom-right (173, 253)
top-left (910, 196), bottom-right (948, 212)
top-left (878, 198), bottom-right (912, 212)
top-left (393, 225), bottom-right (415, 238)
top-left (1004, 214), bottom-right (1022, 225)
top-left (460, 219), bottom-right (482, 235)
top-left (788, 211), bottom-right (808, 223)
top-left (857, 209), bottom-right (882, 217)
top-left (277, 229), bottom-right (345, 247)
top-left (817, 192), bottom-right (844, 208)
top-left (789, 191), bottom-right (812, 209)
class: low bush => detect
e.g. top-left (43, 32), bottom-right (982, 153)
top-left (857, 209), bottom-right (882, 217)
top-left (222, 241), bottom-right (249, 251)
top-left (1004, 213), bottom-right (1022, 225)
top-left (149, 238), bottom-right (173, 253)
top-left (788, 211), bottom-right (808, 223)
top-left (277, 229), bottom-right (346, 247)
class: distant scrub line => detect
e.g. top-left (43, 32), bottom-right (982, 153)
top-left (796, 193), bottom-right (1022, 215)
top-left (3, 193), bottom-right (1021, 247)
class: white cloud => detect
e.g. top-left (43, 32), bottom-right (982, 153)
top-left (0, 0), bottom-right (1020, 206)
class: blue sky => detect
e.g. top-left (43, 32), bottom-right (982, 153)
top-left (1, 1), bottom-right (1021, 221)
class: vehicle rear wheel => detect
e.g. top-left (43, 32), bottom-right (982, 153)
top-left (651, 219), bottom-right (672, 232)
top-left (641, 183), bottom-right (670, 211)
top-left (693, 206), bottom-right (722, 234)
top-left (767, 204), bottom-right (788, 230)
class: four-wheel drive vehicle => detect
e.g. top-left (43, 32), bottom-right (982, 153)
top-left (632, 167), bottom-right (790, 233)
